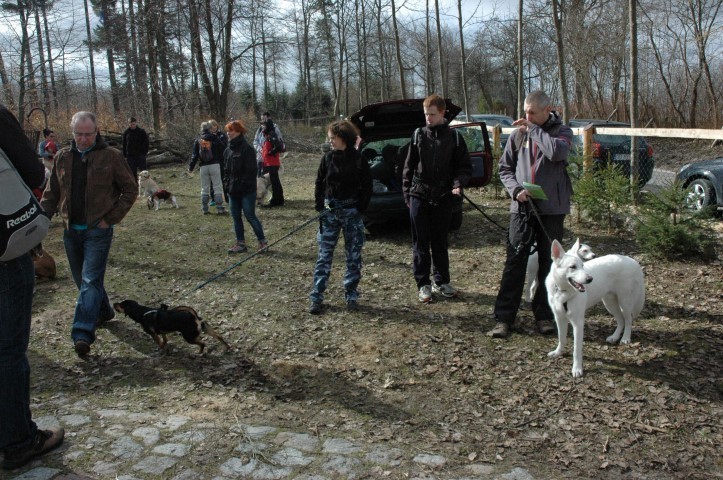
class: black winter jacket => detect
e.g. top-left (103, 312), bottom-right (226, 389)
top-left (122, 127), bottom-right (149, 157)
top-left (222, 135), bottom-right (257, 197)
top-left (402, 122), bottom-right (472, 203)
top-left (0, 105), bottom-right (45, 189)
top-left (314, 147), bottom-right (373, 213)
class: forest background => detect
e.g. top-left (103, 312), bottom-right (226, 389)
top-left (0, 0), bottom-right (721, 137)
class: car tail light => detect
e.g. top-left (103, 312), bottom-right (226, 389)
top-left (647, 144), bottom-right (654, 157)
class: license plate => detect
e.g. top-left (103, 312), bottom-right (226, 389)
top-left (613, 154), bottom-right (630, 161)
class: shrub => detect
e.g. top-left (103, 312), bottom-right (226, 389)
top-left (572, 163), bottom-right (632, 232)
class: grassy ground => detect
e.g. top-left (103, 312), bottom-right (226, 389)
top-left (29, 152), bottom-right (722, 478)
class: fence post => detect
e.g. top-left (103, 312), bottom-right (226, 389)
top-left (582, 124), bottom-right (594, 174)
top-left (492, 125), bottom-right (501, 155)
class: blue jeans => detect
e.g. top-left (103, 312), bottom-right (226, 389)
top-left (0, 253), bottom-right (38, 452)
top-left (229, 192), bottom-right (267, 244)
top-left (63, 227), bottom-right (115, 344)
top-left (310, 208), bottom-right (365, 303)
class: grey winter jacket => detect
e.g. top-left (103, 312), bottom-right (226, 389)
top-left (499, 111), bottom-right (573, 215)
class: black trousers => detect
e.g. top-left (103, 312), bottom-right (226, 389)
top-left (126, 155), bottom-right (147, 182)
top-left (493, 208), bottom-right (565, 324)
top-left (264, 166), bottom-right (284, 205)
top-left (409, 195), bottom-right (452, 288)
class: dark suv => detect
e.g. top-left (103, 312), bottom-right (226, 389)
top-left (349, 99), bottom-right (493, 230)
top-left (568, 119), bottom-right (655, 186)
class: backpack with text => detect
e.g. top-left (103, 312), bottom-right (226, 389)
top-left (0, 147), bottom-right (50, 261)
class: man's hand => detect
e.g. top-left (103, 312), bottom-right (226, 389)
top-left (516, 189), bottom-right (530, 202)
top-left (98, 219), bottom-right (110, 228)
top-left (512, 118), bottom-right (533, 134)
top-left (452, 187), bottom-right (462, 196)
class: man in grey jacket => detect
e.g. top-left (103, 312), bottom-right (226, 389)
top-left (488, 90), bottom-right (573, 338)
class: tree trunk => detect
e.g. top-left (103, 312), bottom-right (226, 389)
top-left (457, 0), bottom-right (468, 116)
top-left (144, 0), bottom-right (161, 132)
top-left (375, 0), bottom-right (386, 101)
top-left (629, 0), bottom-right (639, 195)
top-left (434, 0), bottom-right (445, 97)
top-left (517, 0), bottom-right (523, 118)
top-left (41, 2), bottom-right (58, 112)
top-left (551, 0), bottom-right (569, 123)
top-left (0, 51), bottom-right (14, 110)
top-left (33, 5), bottom-right (49, 112)
top-left (100, 0), bottom-right (120, 115)
top-left (83, 0), bottom-right (98, 111)
top-left (390, 0), bottom-right (406, 99)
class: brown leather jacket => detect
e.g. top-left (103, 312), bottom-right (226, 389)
top-left (41, 135), bottom-right (137, 228)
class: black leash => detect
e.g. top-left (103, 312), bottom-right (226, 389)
top-left (525, 200), bottom-right (554, 245)
top-left (176, 211), bottom-right (324, 300)
top-left (461, 192), bottom-right (508, 233)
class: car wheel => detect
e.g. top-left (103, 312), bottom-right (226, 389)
top-left (685, 178), bottom-right (715, 210)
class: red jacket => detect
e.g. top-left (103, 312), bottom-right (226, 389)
top-left (262, 138), bottom-right (280, 167)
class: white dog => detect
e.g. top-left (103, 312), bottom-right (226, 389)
top-left (138, 170), bottom-right (179, 210)
top-left (256, 174), bottom-right (272, 206)
top-left (546, 239), bottom-right (645, 378)
top-left (524, 240), bottom-right (595, 302)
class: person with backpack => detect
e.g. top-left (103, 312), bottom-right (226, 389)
top-left (189, 121), bottom-right (226, 214)
top-left (0, 105), bottom-right (65, 470)
top-left (261, 118), bottom-right (285, 207)
top-left (308, 119), bottom-right (372, 314)
top-left (402, 94), bottom-right (472, 304)
top-left (253, 112), bottom-right (284, 177)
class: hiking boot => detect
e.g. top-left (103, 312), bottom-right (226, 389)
top-left (228, 243), bottom-right (248, 254)
top-left (418, 285), bottom-right (432, 303)
top-left (74, 339), bottom-right (90, 357)
top-left (487, 322), bottom-right (510, 338)
top-left (347, 300), bottom-right (359, 311)
top-left (309, 302), bottom-right (323, 315)
top-left (1, 427), bottom-right (65, 470)
top-left (432, 283), bottom-right (459, 298)
top-left (537, 319), bottom-right (556, 335)
top-left (258, 241), bottom-right (269, 253)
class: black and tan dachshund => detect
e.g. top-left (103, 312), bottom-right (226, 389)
top-left (113, 300), bottom-right (231, 353)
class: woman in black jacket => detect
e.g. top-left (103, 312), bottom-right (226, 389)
top-left (223, 120), bottom-right (268, 253)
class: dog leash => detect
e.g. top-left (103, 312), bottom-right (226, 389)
top-left (176, 211), bottom-right (325, 300)
top-left (461, 192), bottom-right (508, 233)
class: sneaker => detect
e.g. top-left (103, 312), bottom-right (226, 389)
top-left (309, 302), bottom-right (323, 314)
top-left (432, 283), bottom-right (459, 298)
top-left (1, 427), bottom-right (65, 470)
top-left (74, 339), bottom-right (90, 357)
top-left (228, 243), bottom-right (248, 254)
top-left (418, 285), bottom-right (432, 303)
top-left (487, 322), bottom-right (510, 338)
top-left (258, 241), bottom-right (269, 252)
top-left (537, 319), bottom-right (556, 335)
top-left (209, 200), bottom-right (216, 207)
top-left (347, 300), bottom-right (359, 311)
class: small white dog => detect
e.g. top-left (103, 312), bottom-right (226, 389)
top-left (256, 174), bottom-right (272, 206)
top-left (524, 240), bottom-right (595, 302)
top-left (138, 170), bottom-right (179, 210)
top-left (546, 239), bottom-right (645, 378)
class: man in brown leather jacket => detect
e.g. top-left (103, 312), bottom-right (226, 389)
top-left (41, 111), bottom-right (137, 357)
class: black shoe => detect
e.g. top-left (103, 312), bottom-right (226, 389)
top-left (347, 300), bottom-right (359, 311)
top-left (308, 302), bottom-right (323, 314)
top-left (487, 322), bottom-right (510, 338)
top-left (2, 427), bottom-right (65, 470)
top-left (74, 339), bottom-right (90, 357)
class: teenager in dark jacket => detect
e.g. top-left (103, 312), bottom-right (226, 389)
top-left (0, 105), bottom-right (65, 470)
top-left (488, 90), bottom-right (573, 339)
top-left (402, 94), bottom-right (472, 303)
top-left (223, 120), bottom-right (268, 254)
top-left (309, 119), bottom-right (373, 314)
top-left (121, 117), bottom-right (150, 181)
top-left (188, 121), bottom-right (225, 214)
